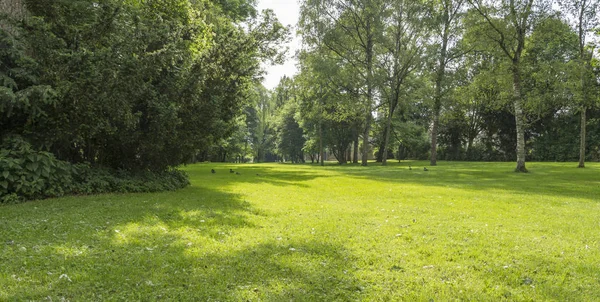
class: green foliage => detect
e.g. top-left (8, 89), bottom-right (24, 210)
top-left (530, 108), bottom-right (600, 162)
top-left (0, 0), bottom-right (289, 202)
top-left (0, 136), bottom-right (188, 204)
top-left (0, 26), bottom-right (58, 144)
top-left (71, 166), bottom-right (189, 195)
top-left (2, 0), bottom-right (289, 172)
top-left (273, 78), bottom-right (306, 163)
top-left (393, 120), bottom-right (430, 160)
top-left (0, 136), bottom-right (74, 203)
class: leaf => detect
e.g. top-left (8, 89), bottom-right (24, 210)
top-left (2, 171), bottom-right (8, 179)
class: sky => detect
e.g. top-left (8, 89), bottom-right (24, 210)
top-left (256, 0), bottom-right (301, 89)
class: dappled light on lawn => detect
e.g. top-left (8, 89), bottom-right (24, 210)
top-left (1, 161), bottom-right (599, 300)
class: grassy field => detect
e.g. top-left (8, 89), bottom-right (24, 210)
top-left (1, 161), bottom-right (599, 301)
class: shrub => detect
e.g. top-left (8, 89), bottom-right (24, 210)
top-left (0, 137), bottom-right (74, 203)
top-left (1, 137), bottom-right (189, 204)
top-left (71, 167), bottom-right (189, 195)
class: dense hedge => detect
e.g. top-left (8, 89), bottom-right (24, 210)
top-left (0, 137), bottom-right (189, 204)
top-left (0, 0), bottom-right (287, 203)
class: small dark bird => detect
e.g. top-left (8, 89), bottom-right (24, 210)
top-left (211, 169), bottom-right (216, 174)
top-left (236, 172), bottom-right (241, 175)
top-left (256, 173), bottom-right (261, 176)
top-left (423, 167), bottom-right (428, 171)
top-left (230, 169), bottom-right (234, 173)
top-left (409, 166), bottom-right (412, 170)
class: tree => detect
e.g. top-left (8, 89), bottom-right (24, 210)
top-left (2, 0), bottom-right (289, 170)
top-left (300, 0), bottom-right (387, 166)
top-left (249, 85), bottom-right (277, 162)
top-left (468, 0), bottom-right (547, 172)
top-left (429, 0), bottom-right (466, 166)
top-left (273, 77), bottom-right (306, 163)
top-left (560, 0), bottom-right (600, 168)
top-left (379, 0), bottom-right (428, 165)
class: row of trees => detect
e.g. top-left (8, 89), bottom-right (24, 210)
top-left (3, 0), bottom-right (599, 178)
top-left (1, 0), bottom-right (288, 171)
top-left (220, 0), bottom-right (600, 172)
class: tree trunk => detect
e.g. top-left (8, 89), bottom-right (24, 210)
top-left (512, 63), bottom-right (527, 173)
top-left (334, 145), bottom-right (347, 164)
top-left (319, 121), bottom-right (324, 166)
top-left (398, 143), bottom-right (403, 161)
top-left (382, 108), bottom-right (394, 166)
top-left (362, 112), bottom-right (371, 166)
top-left (579, 107), bottom-right (586, 168)
top-left (347, 145), bottom-right (351, 162)
top-left (430, 12), bottom-right (449, 166)
top-left (577, 1), bottom-right (587, 168)
top-left (353, 133), bottom-right (359, 164)
top-left (466, 136), bottom-right (474, 158)
top-left (430, 112), bottom-right (440, 166)
top-left (362, 21), bottom-right (374, 167)
top-left (376, 135), bottom-right (385, 162)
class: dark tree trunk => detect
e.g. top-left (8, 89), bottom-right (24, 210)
top-left (579, 107), bottom-right (586, 168)
top-left (382, 109), bottom-right (394, 166)
top-left (346, 145), bottom-right (351, 162)
top-left (430, 113), bottom-right (440, 166)
top-left (319, 121), bottom-right (324, 166)
top-left (353, 130), bottom-right (359, 164)
top-left (376, 137), bottom-right (385, 163)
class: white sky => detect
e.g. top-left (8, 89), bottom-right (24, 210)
top-left (256, 0), bottom-right (301, 89)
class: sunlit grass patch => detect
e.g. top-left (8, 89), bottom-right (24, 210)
top-left (1, 161), bottom-right (599, 300)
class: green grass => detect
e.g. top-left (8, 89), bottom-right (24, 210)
top-left (1, 161), bottom-right (599, 301)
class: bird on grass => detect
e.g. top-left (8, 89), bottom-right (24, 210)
top-left (211, 169), bottom-right (216, 174)
top-left (409, 166), bottom-right (412, 170)
top-left (236, 172), bottom-right (241, 175)
top-left (423, 167), bottom-right (428, 171)
top-left (229, 169), bottom-right (235, 173)
top-left (256, 173), bottom-right (261, 176)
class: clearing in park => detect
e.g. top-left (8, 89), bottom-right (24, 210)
top-left (1, 161), bottom-right (599, 300)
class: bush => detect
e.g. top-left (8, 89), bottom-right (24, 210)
top-left (0, 137), bottom-right (74, 203)
top-left (71, 167), bottom-right (189, 195)
top-left (1, 137), bottom-right (189, 204)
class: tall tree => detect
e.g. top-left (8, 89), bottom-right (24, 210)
top-left (300, 0), bottom-right (387, 166)
top-left (561, 0), bottom-right (600, 168)
top-left (379, 0), bottom-right (428, 165)
top-left (429, 0), bottom-right (466, 166)
top-left (468, 0), bottom-right (545, 172)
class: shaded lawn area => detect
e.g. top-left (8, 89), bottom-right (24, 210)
top-left (1, 161), bottom-right (599, 300)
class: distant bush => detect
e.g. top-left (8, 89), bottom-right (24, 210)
top-left (0, 137), bottom-right (189, 204)
top-left (70, 165), bottom-right (189, 195)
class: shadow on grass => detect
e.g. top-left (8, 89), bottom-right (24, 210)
top-left (1, 184), bottom-right (361, 300)
top-left (189, 164), bottom-right (332, 188)
top-left (184, 161), bottom-right (600, 202)
top-left (334, 161), bottom-right (600, 202)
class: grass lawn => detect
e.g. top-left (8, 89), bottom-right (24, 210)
top-left (1, 161), bottom-right (599, 301)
